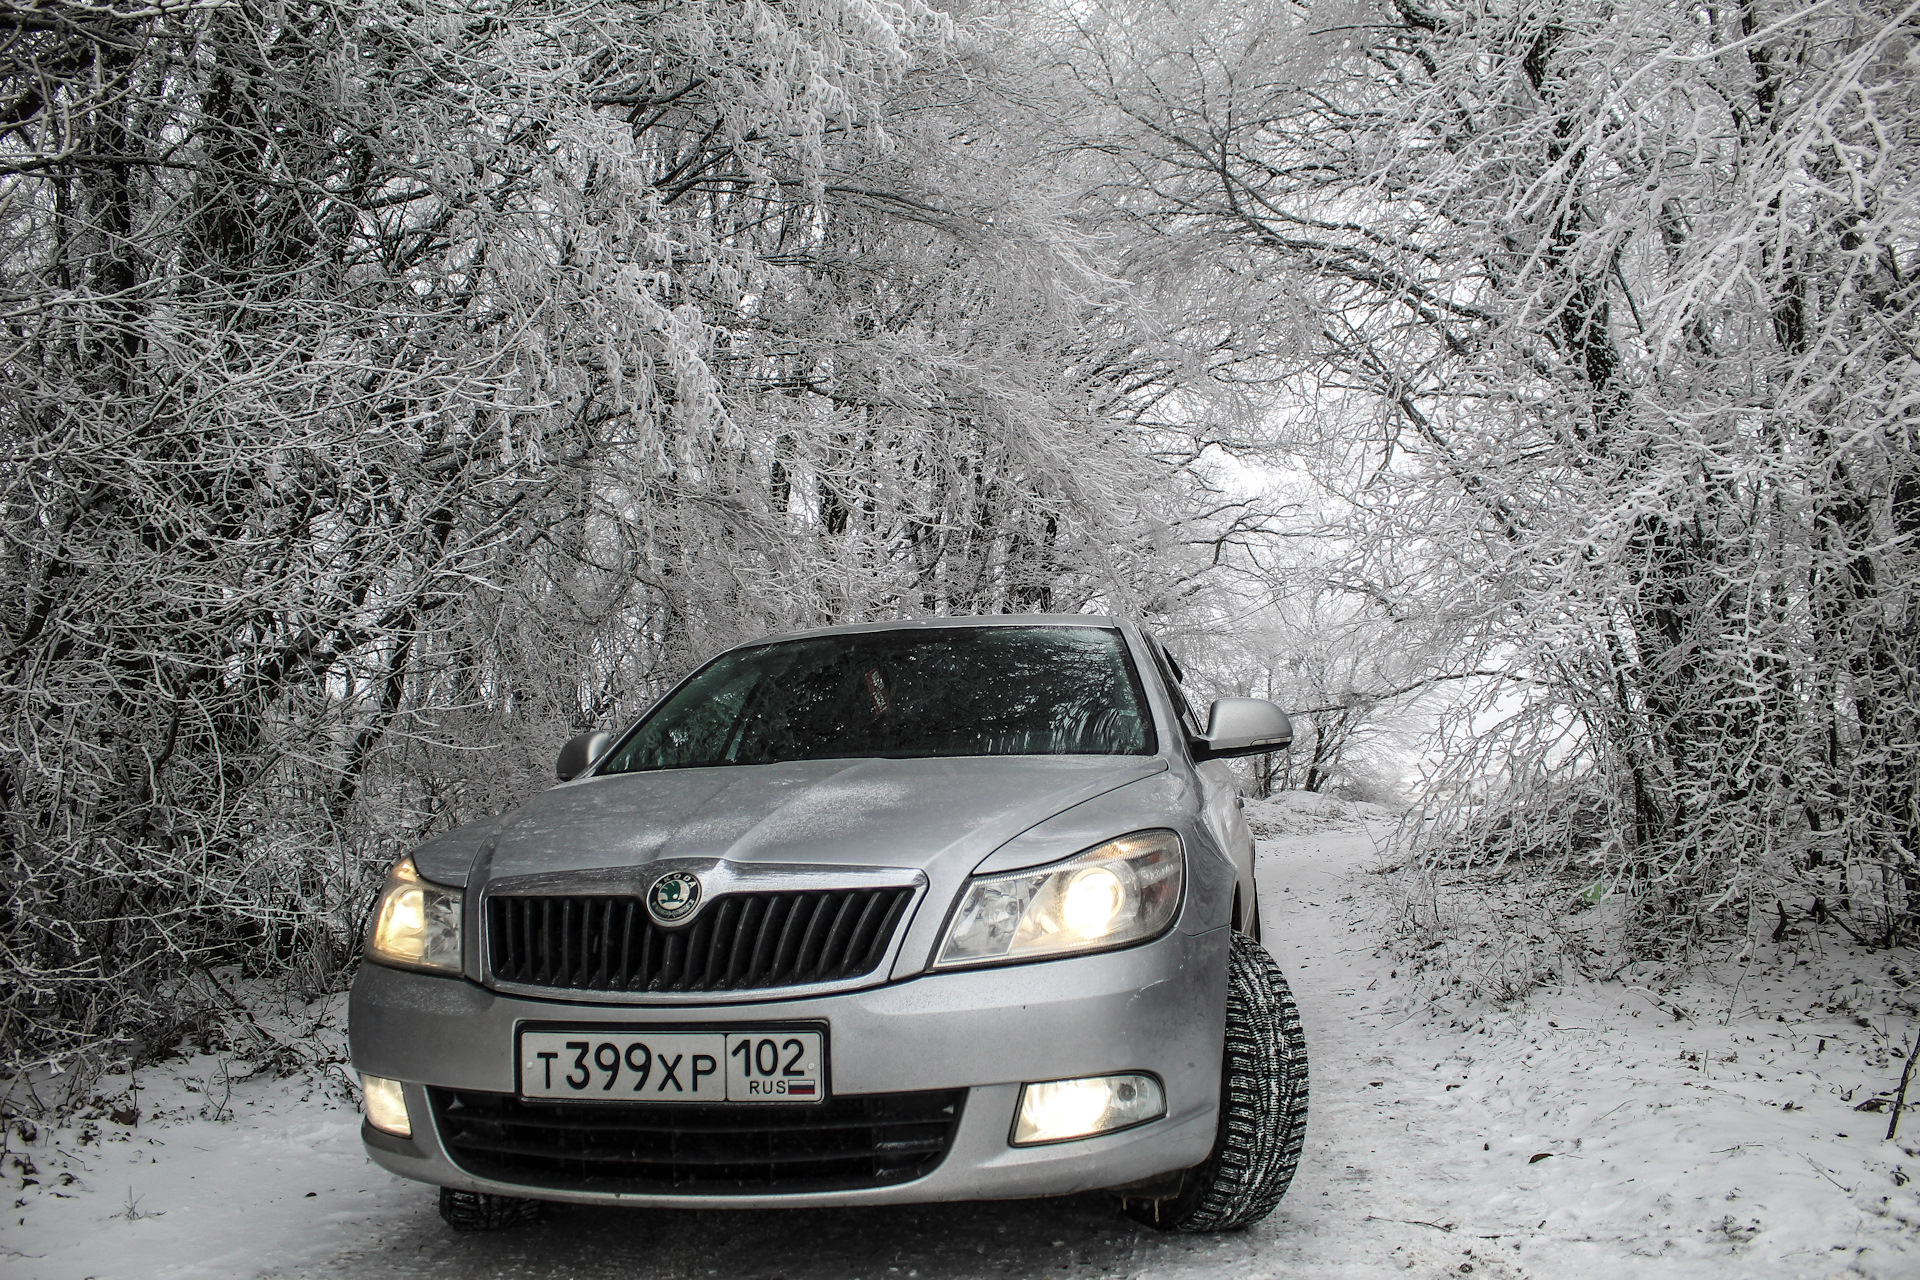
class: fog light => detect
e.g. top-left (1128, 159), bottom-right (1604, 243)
top-left (361, 1074), bottom-right (411, 1137)
top-left (1012, 1073), bottom-right (1165, 1145)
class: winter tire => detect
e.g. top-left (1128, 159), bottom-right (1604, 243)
top-left (1120, 930), bottom-right (1308, 1232)
top-left (438, 1186), bottom-right (543, 1232)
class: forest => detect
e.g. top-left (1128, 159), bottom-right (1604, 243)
top-left (1, 0), bottom-right (1914, 1082)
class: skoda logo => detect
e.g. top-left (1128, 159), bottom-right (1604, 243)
top-left (647, 871), bottom-right (702, 926)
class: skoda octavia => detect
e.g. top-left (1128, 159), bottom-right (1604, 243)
top-left (349, 615), bottom-right (1308, 1232)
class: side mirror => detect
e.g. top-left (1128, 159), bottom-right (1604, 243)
top-left (1192, 698), bottom-right (1293, 761)
top-left (555, 730), bottom-right (613, 782)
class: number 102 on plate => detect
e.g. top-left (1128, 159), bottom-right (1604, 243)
top-left (517, 1029), bottom-right (825, 1103)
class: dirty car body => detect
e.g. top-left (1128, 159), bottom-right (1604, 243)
top-left (349, 615), bottom-right (1292, 1211)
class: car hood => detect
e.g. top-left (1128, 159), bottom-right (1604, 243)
top-left (437, 754), bottom-right (1168, 889)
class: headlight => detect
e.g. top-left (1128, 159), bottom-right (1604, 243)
top-left (366, 856), bottom-right (463, 974)
top-left (936, 830), bottom-right (1183, 968)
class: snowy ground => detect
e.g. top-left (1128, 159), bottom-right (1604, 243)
top-left (7, 809), bottom-right (1918, 1279)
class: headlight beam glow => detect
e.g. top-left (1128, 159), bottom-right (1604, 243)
top-left (936, 830), bottom-right (1183, 968)
top-left (1012, 1073), bottom-right (1166, 1145)
top-left (361, 1074), bottom-right (412, 1137)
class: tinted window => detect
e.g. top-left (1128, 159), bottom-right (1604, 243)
top-left (599, 626), bottom-right (1154, 772)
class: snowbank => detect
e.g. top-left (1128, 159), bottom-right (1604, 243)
top-left (1242, 791), bottom-right (1401, 838)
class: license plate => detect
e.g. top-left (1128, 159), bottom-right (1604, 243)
top-left (516, 1029), bottom-right (826, 1103)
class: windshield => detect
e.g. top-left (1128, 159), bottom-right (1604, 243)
top-left (598, 626), bottom-right (1155, 772)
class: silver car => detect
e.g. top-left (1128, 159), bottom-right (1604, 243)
top-left (349, 615), bottom-right (1308, 1233)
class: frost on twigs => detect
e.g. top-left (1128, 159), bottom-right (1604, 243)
top-left (1376, 774), bottom-right (1917, 1016)
top-left (2, 969), bottom-right (356, 1122)
top-left (1377, 854), bottom-right (1607, 1011)
top-left (1068, 0), bottom-right (1920, 966)
top-left (0, 0), bottom-right (1232, 1080)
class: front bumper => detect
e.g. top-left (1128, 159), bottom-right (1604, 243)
top-left (348, 927), bottom-right (1229, 1208)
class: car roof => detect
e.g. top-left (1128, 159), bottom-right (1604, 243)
top-left (731, 613), bottom-right (1126, 649)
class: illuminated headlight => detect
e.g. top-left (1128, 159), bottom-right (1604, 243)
top-left (936, 830), bottom-right (1183, 968)
top-left (365, 856), bottom-right (463, 974)
top-left (360, 1074), bottom-right (412, 1137)
top-left (1012, 1074), bottom-right (1166, 1145)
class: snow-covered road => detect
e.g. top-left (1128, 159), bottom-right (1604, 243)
top-left (8, 823), bottom-right (1917, 1278)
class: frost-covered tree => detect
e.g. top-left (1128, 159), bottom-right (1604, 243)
top-left (0, 0), bottom-right (1255, 1072)
top-left (1064, 0), bottom-right (1920, 942)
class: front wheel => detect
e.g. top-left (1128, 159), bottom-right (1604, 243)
top-left (438, 1187), bottom-right (543, 1232)
top-left (1120, 931), bottom-right (1309, 1232)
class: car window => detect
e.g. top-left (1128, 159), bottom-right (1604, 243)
top-left (598, 626), bottom-right (1156, 772)
top-left (1143, 635), bottom-right (1203, 736)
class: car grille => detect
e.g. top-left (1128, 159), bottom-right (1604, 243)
top-left (428, 1087), bottom-right (965, 1195)
top-left (486, 886), bottom-right (916, 995)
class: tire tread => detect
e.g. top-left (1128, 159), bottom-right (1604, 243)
top-left (1122, 931), bottom-right (1308, 1232)
top-left (438, 1186), bottom-right (543, 1232)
